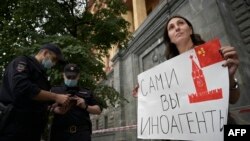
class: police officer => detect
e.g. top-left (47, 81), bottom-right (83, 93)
top-left (0, 43), bottom-right (71, 141)
top-left (50, 63), bottom-right (102, 141)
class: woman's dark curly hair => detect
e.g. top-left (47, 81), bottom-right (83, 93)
top-left (164, 15), bottom-right (205, 59)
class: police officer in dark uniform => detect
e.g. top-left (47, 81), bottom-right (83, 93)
top-left (50, 63), bottom-right (102, 141)
top-left (0, 43), bottom-right (71, 141)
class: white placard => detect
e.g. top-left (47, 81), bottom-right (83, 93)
top-left (137, 41), bottom-right (229, 141)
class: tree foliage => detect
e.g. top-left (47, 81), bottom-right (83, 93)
top-left (0, 0), bottom-right (131, 109)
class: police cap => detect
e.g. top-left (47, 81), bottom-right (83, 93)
top-left (64, 63), bottom-right (80, 79)
top-left (40, 43), bottom-right (65, 63)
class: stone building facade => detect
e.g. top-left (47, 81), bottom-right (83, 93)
top-left (91, 0), bottom-right (250, 140)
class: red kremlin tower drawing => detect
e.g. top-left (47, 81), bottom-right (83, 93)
top-left (188, 55), bottom-right (222, 103)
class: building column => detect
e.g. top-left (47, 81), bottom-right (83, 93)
top-left (132, 0), bottom-right (147, 29)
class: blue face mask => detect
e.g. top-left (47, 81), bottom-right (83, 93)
top-left (42, 58), bottom-right (54, 69)
top-left (64, 79), bottom-right (78, 87)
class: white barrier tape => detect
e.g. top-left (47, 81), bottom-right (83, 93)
top-left (92, 124), bottom-right (137, 134)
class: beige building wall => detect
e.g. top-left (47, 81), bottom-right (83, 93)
top-left (103, 0), bottom-right (160, 74)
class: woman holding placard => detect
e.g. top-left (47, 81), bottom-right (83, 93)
top-left (133, 15), bottom-right (240, 126)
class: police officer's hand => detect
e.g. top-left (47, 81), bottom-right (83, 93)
top-left (53, 105), bottom-right (70, 114)
top-left (50, 102), bottom-right (72, 114)
top-left (71, 96), bottom-right (87, 109)
top-left (49, 103), bottom-right (58, 111)
top-left (55, 94), bottom-right (70, 107)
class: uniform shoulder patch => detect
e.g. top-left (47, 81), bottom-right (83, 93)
top-left (16, 61), bottom-right (27, 72)
top-left (79, 91), bottom-right (88, 94)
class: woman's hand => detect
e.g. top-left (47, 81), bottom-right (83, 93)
top-left (220, 46), bottom-right (240, 104)
top-left (132, 83), bottom-right (139, 98)
top-left (220, 46), bottom-right (239, 85)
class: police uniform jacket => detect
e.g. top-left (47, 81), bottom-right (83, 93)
top-left (51, 85), bottom-right (98, 131)
top-left (0, 55), bottom-right (50, 125)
